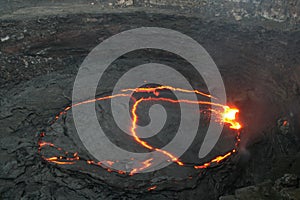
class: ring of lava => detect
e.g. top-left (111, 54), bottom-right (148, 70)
top-left (38, 85), bottom-right (242, 178)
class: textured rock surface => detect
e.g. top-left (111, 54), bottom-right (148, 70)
top-left (220, 174), bottom-right (300, 200)
top-left (0, 0), bottom-right (299, 29)
top-left (0, 5), bottom-right (300, 200)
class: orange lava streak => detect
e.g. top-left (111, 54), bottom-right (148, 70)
top-left (147, 185), bottom-right (157, 191)
top-left (43, 156), bottom-right (75, 165)
top-left (194, 152), bottom-right (232, 169)
top-left (139, 97), bottom-right (226, 108)
top-left (72, 93), bottom-right (131, 107)
top-left (121, 85), bottom-right (215, 99)
top-left (38, 141), bottom-right (54, 148)
top-left (131, 98), bottom-right (154, 150)
top-left (130, 158), bottom-right (153, 176)
top-left (131, 98), bottom-right (184, 167)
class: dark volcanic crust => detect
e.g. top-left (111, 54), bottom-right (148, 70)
top-left (0, 10), bottom-right (300, 200)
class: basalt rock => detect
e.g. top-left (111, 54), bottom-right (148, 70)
top-left (0, 5), bottom-right (300, 200)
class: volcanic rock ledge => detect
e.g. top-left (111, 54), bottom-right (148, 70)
top-left (220, 174), bottom-right (300, 200)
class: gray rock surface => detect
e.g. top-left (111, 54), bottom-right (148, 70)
top-left (0, 0), bottom-right (299, 30)
top-left (0, 5), bottom-right (300, 200)
top-left (220, 174), bottom-right (300, 200)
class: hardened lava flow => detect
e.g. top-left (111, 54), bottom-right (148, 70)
top-left (38, 85), bottom-right (242, 180)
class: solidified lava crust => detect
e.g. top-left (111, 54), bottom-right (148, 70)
top-left (1, 8), bottom-right (300, 200)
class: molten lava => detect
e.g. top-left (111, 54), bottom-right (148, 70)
top-left (38, 85), bottom-right (242, 181)
top-left (223, 106), bottom-right (241, 130)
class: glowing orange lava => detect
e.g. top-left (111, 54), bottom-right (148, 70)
top-left (38, 85), bottom-right (242, 182)
top-left (121, 85), bottom-right (215, 99)
top-left (223, 106), bottom-right (241, 130)
top-left (194, 152), bottom-right (232, 169)
top-left (147, 185), bottom-right (157, 191)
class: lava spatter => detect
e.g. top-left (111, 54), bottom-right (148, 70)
top-left (38, 85), bottom-right (242, 178)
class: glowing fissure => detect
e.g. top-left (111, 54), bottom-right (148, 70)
top-left (39, 85), bottom-right (242, 180)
